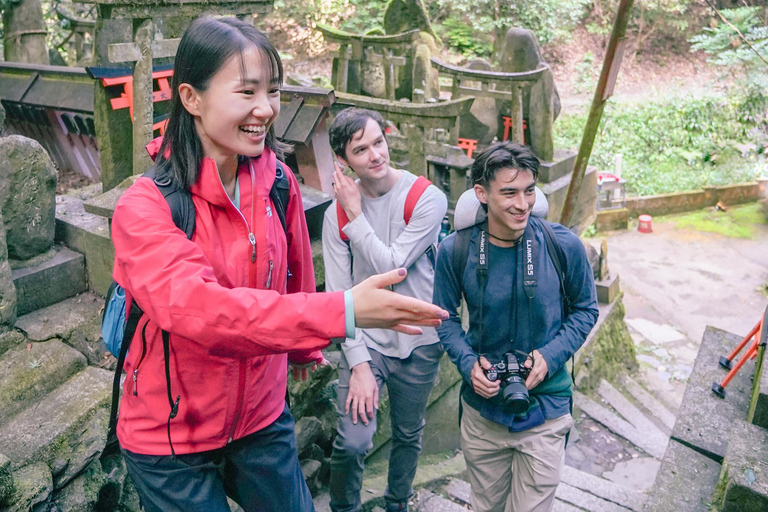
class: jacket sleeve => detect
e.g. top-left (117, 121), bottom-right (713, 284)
top-left (342, 184), bottom-right (447, 274)
top-left (322, 203), bottom-right (371, 368)
top-left (112, 178), bottom-right (346, 359)
top-left (283, 168), bottom-right (325, 366)
top-left (536, 227), bottom-right (599, 376)
top-left (433, 234), bottom-right (477, 386)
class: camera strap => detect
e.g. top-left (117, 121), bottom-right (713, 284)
top-left (477, 222), bottom-right (537, 356)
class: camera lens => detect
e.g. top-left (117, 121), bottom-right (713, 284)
top-left (503, 376), bottom-right (530, 414)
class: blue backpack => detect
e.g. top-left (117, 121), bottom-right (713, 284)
top-left (103, 162), bottom-right (291, 452)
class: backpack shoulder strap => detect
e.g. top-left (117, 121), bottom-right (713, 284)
top-left (336, 202), bottom-right (351, 242)
top-left (403, 176), bottom-right (432, 224)
top-left (535, 218), bottom-right (571, 315)
top-left (269, 160), bottom-right (291, 235)
top-left (452, 227), bottom-right (473, 298)
top-left (144, 167), bottom-right (195, 240)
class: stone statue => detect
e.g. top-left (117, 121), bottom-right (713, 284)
top-left (499, 28), bottom-right (561, 161)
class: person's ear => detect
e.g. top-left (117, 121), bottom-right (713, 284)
top-left (336, 155), bottom-right (350, 170)
top-left (474, 184), bottom-right (488, 205)
top-left (178, 83), bottom-right (201, 117)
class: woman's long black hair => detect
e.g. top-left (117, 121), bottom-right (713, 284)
top-left (157, 17), bottom-right (289, 191)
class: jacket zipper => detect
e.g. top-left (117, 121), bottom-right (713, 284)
top-left (133, 320), bottom-right (149, 396)
top-left (216, 160), bottom-right (257, 276)
top-left (227, 359), bottom-right (248, 443)
top-left (266, 260), bottom-right (273, 289)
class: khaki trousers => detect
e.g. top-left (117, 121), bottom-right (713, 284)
top-left (460, 397), bottom-right (573, 512)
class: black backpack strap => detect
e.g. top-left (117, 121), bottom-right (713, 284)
top-left (452, 227), bottom-right (473, 300)
top-left (536, 218), bottom-right (571, 317)
top-left (107, 298), bottom-right (143, 444)
top-left (144, 167), bottom-right (196, 240)
top-left (270, 161), bottom-right (290, 235)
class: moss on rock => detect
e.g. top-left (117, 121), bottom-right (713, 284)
top-left (575, 297), bottom-right (637, 392)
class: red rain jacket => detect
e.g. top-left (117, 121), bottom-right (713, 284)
top-left (112, 141), bottom-right (344, 455)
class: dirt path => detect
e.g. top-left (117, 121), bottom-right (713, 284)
top-left (604, 205), bottom-right (768, 410)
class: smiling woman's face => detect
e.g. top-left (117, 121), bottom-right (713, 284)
top-left (183, 46), bottom-right (281, 166)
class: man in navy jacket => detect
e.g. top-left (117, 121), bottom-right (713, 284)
top-left (433, 142), bottom-right (598, 512)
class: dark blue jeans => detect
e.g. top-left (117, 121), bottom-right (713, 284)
top-left (122, 403), bottom-right (313, 512)
top-left (329, 343), bottom-right (443, 512)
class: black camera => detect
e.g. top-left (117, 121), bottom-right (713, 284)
top-left (484, 351), bottom-right (533, 414)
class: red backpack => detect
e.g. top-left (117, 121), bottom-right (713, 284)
top-left (336, 175), bottom-right (432, 241)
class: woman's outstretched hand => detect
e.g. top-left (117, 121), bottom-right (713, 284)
top-left (350, 268), bottom-right (449, 335)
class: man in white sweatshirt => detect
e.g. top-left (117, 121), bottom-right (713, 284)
top-left (323, 108), bottom-right (448, 512)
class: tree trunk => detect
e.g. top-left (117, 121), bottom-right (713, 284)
top-left (2, 0), bottom-right (50, 64)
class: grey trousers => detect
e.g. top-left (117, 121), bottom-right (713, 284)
top-left (329, 343), bottom-right (443, 512)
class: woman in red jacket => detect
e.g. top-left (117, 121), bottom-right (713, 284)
top-left (111, 17), bottom-right (446, 512)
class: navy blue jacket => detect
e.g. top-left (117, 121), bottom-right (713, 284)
top-left (433, 220), bottom-right (599, 423)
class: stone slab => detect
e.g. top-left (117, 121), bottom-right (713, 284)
top-left (624, 318), bottom-right (685, 345)
top-left (601, 457), bottom-right (660, 492)
top-left (671, 327), bottom-right (755, 463)
top-left (643, 439), bottom-right (722, 512)
top-left (15, 293), bottom-right (102, 342)
top-left (55, 193), bottom-right (114, 296)
top-left (0, 330), bottom-right (25, 358)
top-left (416, 490), bottom-right (467, 512)
top-left (597, 208), bottom-right (629, 233)
top-left (751, 346), bottom-right (768, 430)
top-left (0, 366), bottom-right (111, 471)
top-left (0, 340), bottom-right (86, 428)
top-left (618, 374), bottom-right (676, 431)
top-left (596, 274), bottom-right (620, 305)
top-left (11, 246), bottom-right (87, 316)
top-left (720, 420), bottom-right (768, 512)
top-left (553, 501), bottom-right (586, 512)
top-left (574, 391), bottom-right (667, 459)
top-left (445, 477), bottom-right (471, 504)
top-left (556, 482), bottom-right (632, 512)
top-left (597, 379), bottom-right (669, 440)
top-left (538, 149), bottom-right (577, 184)
top-left (561, 465), bottom-right (646, 511)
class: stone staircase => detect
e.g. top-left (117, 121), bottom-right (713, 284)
top-left (0, 294), bottom-right (126, 511)
top-left (643, 325), bottom-right (768, 511)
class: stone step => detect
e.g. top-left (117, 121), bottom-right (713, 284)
top-left (643, 439), bottom-right (722, 512)
top-left (597, 379), bottom-right (670, 438)
top-left (671, 326), bottom-right (755, 463)
top-left (0, 340), bottom-right (87, 428)
top-left (0, 366), bottom-right (112, 489)
top-left (415, 490), bottom-right (467, 512)
top-left (574, 391), bottom-right (668, 459)
top-left (560, 465), bottom-right (646, 512)
top-left (556, 483), bottom-right (633, 512)
top-left (11, 246), bottom-right (87, 316)
top-left (617, 374), bottom-right (676, 431)
top-left (15, 293), bottom-right (107, 367)
top-left (55, 192), bottom-right (114, 297)
top-left (446, 476), bottom-right (625, 512)
top-left (718, 420), bottom-right (768, 511)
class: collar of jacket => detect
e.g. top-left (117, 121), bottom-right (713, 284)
top-left (190, 148), bottom-right (276, 207)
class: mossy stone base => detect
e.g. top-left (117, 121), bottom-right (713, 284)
top-left (5, 462), bottom-right (52, 512)
top-left (574, 296), bottom-right (637, 392)
top-left (720, 420), bottom-right (768, 512)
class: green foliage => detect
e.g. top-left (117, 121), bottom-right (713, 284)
top-left (690, 7), bottom-right (768, 81)
top-left (574, 51), bottom-right (597, 94)
top-left (439, 17), bottom-right (492, 58)
top-left (436, 0), bottom-right (590, 51)
top-left (554, 92), bottom-right (768, 196)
